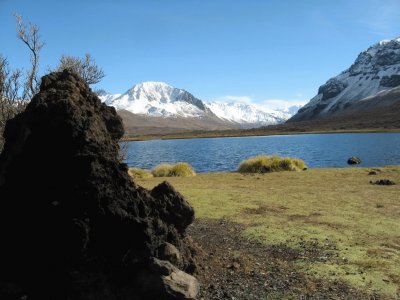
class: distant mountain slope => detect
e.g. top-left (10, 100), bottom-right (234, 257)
top-left (118, 109), bottom-right (234, 136)
top-left (289, 37), bottom-right (400, 122)
top-left (204, 102), bottom-right (289, 127)
top-left (99, 82), bottom-right (300, 134)
top-left (96, 90), bottom-right (121, 105)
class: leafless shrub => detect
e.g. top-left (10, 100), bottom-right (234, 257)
top-left (0, 56), bottom-right (29, 151)
top-left (1, 14), bottom-right (106, 153)
top-left (54, 54), bottom-right (105, 85)
top-left (1, 14), bottom-right (43, 152)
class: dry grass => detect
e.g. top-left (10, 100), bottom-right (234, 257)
top-left (238, 155), bottom-right (307, 173)
top-left (137, 166), bottom-right (400, 298)
top-left (152, 162), bottom-right (196, 177)
top-left (128, 168), bottom-right (153, 179)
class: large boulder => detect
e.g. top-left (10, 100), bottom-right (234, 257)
top-left (0, 70), bottom-right (197, 299)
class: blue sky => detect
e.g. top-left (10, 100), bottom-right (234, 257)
top-left (1, 0), bottom-right (400, 108)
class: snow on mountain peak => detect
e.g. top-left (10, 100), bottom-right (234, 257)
top-left (127, 82), bottom-right (176, 100)
top-left (378, 37), bottom-right (400, 46)
top-left (126, 82), bottom-right (181, 101)
top-left (107, 82), bottom-right (208, 118)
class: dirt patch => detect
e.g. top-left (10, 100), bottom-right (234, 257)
top-left (243, 204), bottom-right (289, 215)
top-left (188, 218), bottom-right (378, 299)
top-left (287, 213), bottom-right (344, 230)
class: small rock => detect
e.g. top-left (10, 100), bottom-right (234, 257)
top-left (228, 262), bottom-right (241, 270)
top-left (368, 170), bottom-right (377, 175)
top-left (163, 268), bottom-right (200, 299)
top-left (370, 179), bottom-right (396, 185)
top-left (347, 156), bottom-right (361, 165)
top-left (143, 258), bottom-right (200, 299)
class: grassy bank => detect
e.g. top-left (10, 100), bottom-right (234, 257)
top-left (137, 166), bottom-right (400, 298)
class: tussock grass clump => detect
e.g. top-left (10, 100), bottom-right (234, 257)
top-left (152, 162), bottom-right (196, 177)
top-left (238, 155), bottom-right (306, 173)
top-left (152, 164), bottom-right (173, 177)
top-left (170, 162), bottom-right (196, 177)
top-left (128, 168), bottom-right (153, 179)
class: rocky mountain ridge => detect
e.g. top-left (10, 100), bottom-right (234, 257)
top-left (290, 37), bottom-right (400, 122)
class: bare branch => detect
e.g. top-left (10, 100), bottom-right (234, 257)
top-left (55, 53), bottom-right (105, 85)
top-left (1, 14), bottom-right (43, 151)
top-left (14, 13), bottom-right (44, 99)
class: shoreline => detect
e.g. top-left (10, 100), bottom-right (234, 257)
top-left (130, 165), bottom-right (400, 175)
top-left (122, 128), bottom-right (400, 142)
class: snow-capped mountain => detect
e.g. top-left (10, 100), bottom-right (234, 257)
top-left (278, 105), bottom-right (303, 116)
top-left (96, 90), bottom-right (121, 106)
top-left (106, 82), bottom-right (211, 118)
top-left (204, 102), bottom-right (288, 126)
top-left (100, 82), bottom-right (298, 129)
top-left (290, 37), bottom-right (400, 122)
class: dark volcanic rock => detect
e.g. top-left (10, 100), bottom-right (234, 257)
top-left (0, 70), bottom-right (197, 299)
top-left (347, 156), bottom-right (362, 165)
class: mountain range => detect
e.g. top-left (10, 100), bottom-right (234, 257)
top-left (289, 37), bottom-right (400, 124)
top-left (98, 82), bottom-right (301, 135)
top-left (100, 37), bottom-right (400, 136)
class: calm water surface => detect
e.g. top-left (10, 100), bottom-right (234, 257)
top-left (124, 133), bottom-right (400, 173)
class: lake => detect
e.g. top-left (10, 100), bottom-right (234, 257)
top-left (123, 133), bottom-right (400, 173)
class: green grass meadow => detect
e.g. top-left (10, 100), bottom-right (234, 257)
top-left (137, 166), bottom-right (400, 298)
